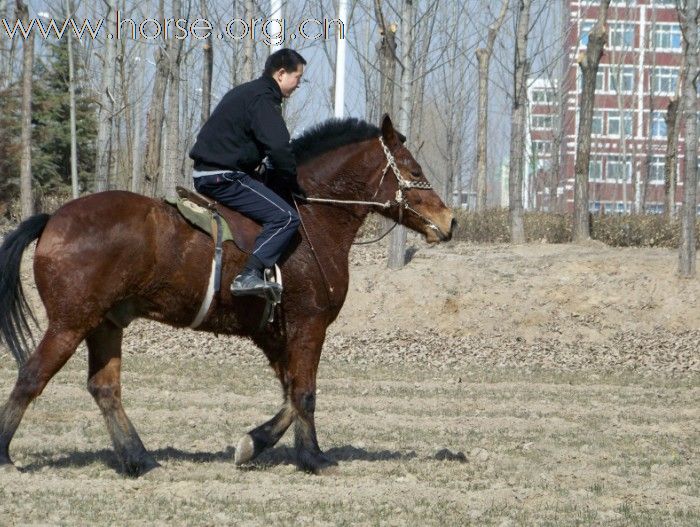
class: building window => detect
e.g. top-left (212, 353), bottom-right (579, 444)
top-left (589, 158), bottom-right (603, 181)
top-left (607, 110), bottom-right (633, 137)
top-left (592, 110), bottom-right (604, 135)
top-left (606, 155), bottom-right (632, 182)
top-left (651, 111), bottom-right (667, 138)
top-left (653, 23), bottom-right (682, 50)
top-left (580, 21), bottom-right (595, 47)
top-left (532, 89), bottom-right (554, 103)
top-left (532, 140), bottom-right (552, 155)
top-left (609, 22), bottom-right (635, 48)
top-left (645, 203), bottom-right (664, 214)
top-left (609, 66), bottom-right (635, 93)
top-left (531, 115), bottom-right (553, 129)
top-left (652, 67), bottom-right (680, 94)
top-left (649, 155), bottom-right (665, 184)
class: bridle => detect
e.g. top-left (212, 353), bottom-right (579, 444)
top-left (291, 136), bottom-right (444, 305)
top-left (300, 136), bottom-right (441, 235)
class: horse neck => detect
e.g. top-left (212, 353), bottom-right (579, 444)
top-left (298, 139), bottom-right (385, 249)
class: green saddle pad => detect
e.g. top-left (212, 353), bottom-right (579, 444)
top-left (166, 196), bottom-right (234, 243)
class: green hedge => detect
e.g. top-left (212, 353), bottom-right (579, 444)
top-left (452, 208), bottom-right (700, 248)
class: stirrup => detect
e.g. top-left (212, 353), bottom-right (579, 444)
top-left (259, 265), bottom-right (283, 330)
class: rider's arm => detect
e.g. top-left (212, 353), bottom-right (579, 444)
top-left (250, 96), bottom-right (297, 181)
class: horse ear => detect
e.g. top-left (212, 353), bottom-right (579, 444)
top-left (381, 114), bottom-right (403, 145)
top-left (381, 114), bottom-right (396, 142)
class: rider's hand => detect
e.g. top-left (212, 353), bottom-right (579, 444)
top-left (288, 179), bottom-right (308, 200)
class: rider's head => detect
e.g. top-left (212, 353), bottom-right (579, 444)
top-left (264, 49), bottom-right (306, 98)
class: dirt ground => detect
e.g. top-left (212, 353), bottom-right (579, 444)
top-left (0, 235), bottom-right (698, 525)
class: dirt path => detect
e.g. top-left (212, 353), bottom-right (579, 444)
top-left (0, 239), bottom-right (698, 525)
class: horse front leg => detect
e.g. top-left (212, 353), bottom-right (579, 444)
top-left (287, 317), bottom-right (337, 475)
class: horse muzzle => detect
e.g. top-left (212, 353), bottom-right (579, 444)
top-left (424, 213), bottom-right (456, 243)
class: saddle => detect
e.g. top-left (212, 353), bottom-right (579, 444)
top-left (165, 186), bottom-right (282, 331)
top-left (167, 185), bottom-right (261, 254)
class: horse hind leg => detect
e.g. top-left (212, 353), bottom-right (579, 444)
top-left (234, 403), bottom-right (295, 466)
top-left (0, 326), bottom-right (84, 467)
top-left (86, 320), bottom-right (159, 478)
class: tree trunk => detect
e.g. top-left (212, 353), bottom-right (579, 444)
top-left (162, 0), bottom-right (184, 201)
top-left (509, 0), bottom-right (532, 244)
top-left (242, 0), bottom-right (255, 82)
top-left (66, 0), bottom-right (79, 199)
top-left (550, 82), bottom-right (564, 212)
top-left (388, 0), bottom-right (414, 270)
top-left (200, 0), bottom-right (213, 125)
top-left (142, 0), bottom-right (168, 196)
top-left (678, 0), bottom-right (699, 278)
top-left (664, 97), bottom-right (680, 220)
top-left (475, 0), bottom-right (508, 211)
top-left (375, 0), bottom-right (397, 119)
top-left (94, 0), bottom-right (117, 192)
top-left (17, 0), bottom-right (33, 218)
top-left (573, 0), bottom-right (611, 241)
top-left (131, 68), bottom-right (143, 193)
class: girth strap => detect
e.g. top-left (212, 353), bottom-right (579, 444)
top-left (190, 211), bottom-right (225, 329)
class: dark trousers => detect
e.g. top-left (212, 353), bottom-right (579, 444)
top-left (194, 172), bottom-right (300, 268)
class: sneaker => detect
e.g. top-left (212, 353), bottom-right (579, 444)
top-left (231, 270), bottom-right (282, 299)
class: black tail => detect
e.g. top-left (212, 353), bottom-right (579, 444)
top-left (0, 214), bottom-right (50, 366)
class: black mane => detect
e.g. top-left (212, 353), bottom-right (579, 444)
top-left (291, 117), bottom-right (380, 166)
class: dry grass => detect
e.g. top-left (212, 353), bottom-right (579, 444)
top-left (0, 352), bottom-right (697, 526)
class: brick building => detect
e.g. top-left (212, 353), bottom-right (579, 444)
top-left (527, 0), bottom-right (689, 214)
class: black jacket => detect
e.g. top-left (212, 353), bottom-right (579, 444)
top-left (189, 75), bottom-right (296, 181)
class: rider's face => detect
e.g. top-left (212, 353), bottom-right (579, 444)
top-left (274, 65), bottom-right (304, 98)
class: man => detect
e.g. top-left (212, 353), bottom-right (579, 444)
top-left (189, 48), bottom-right (307, 299)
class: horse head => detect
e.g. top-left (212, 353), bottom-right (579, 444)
top-left (371, 115), bottom-right (456, 243)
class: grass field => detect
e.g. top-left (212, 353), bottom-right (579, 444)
top-left (0, 351), bottom-right (697, 526)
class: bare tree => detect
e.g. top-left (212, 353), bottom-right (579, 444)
top-left (200, 0), bottom-right (213, 124)
top-left (143, 1), bottom-right (169, 196)
top-left (475, 0), bottom-right (508, 211)
top-left (509, 0), bottom-right (533, 244)
top-left (17, 0), bottom-right (33, 218)
top-left (678, 0), bottom-right (699, 278)
top-left (375, 0), bottom-right (398, 118)
top-left (94, 0), bottom-right (118, 192)
top-left (664, 95), bottom-right (681, 220)
top-left (162, 0), bottom-right (185, 201)
top-left (65, 0), bottom-right (80, 199)
top-left (242, 0), bottom-right (255, 82)
top-left (572, 0), bottom-right (610, 242)
top-left (388, 0), bottom-right (414, 270)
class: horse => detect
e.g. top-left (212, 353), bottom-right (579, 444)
top-left (0, 115), bottom-right (455, 477)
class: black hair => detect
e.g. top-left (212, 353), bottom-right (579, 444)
top-left (263, 48), bottom-right (307, 77)
top-left (291, 118), bottom-right (380, 165)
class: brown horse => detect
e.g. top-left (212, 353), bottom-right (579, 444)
top-left (0, 115), bottom-right (454, 477)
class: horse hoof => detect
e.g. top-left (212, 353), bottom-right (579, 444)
top-left (123, 457), bottom-right (161, 478)
top-left (234, 434), bottom-right (255, 466)
top-left (298, 450), bottom-right (339, 475)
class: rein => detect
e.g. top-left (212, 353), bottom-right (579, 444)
top-left (291, 136), bottom-right (439, 306)
top-left (298, 136), bottom-right (439, 246)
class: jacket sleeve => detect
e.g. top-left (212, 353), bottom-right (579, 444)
top-left (249, 95), bottom-right (297, 180)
